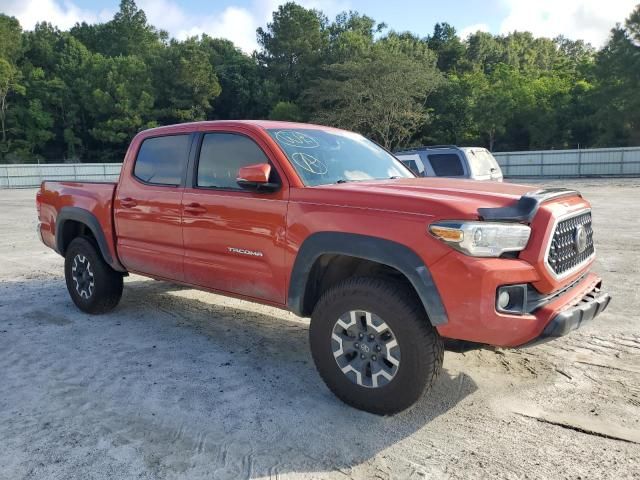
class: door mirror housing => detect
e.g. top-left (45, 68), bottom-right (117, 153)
top-left (236, 163), bottom-right (280, 192)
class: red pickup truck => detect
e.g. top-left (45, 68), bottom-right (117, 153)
top-left (37, 120), bottom-right (610, 414)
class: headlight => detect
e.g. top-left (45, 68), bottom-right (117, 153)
top-left (429, 221), bottom-right (531, 257)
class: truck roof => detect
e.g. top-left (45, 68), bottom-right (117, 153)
top-left (137, 120), bottom-right (341, 137)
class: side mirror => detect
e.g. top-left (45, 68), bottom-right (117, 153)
top-left (236, 163), bottom-right (280, 192)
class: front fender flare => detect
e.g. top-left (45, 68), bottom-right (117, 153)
top-left (287, 232), bottom-right (447, 325)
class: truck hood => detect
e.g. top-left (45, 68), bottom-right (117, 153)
top-left (295, 177), bottom-right (538, 219)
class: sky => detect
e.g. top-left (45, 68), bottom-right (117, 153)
top-left (1, 0), bottom-right (638, 53)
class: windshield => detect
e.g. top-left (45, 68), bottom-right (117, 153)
top-left (267, 128), bottom-right (414, 186)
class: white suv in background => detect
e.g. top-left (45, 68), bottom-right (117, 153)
top-left (395, 145), bottom-right (504, 181)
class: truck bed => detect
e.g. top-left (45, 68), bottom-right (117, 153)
top-left (37, 181), bottom-right (120, 268)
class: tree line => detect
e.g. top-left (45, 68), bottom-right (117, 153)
top-left (0, 0), bottom-right (639, 163)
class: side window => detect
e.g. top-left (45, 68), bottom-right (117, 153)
top-left (134, 135), bottom-right (191, 185)
top-left (197, 133), bottom-right (272, 189)
top-left (427, 153), bottom-right (464, 177)
top-left (397, 154), bottom-right (424, 176)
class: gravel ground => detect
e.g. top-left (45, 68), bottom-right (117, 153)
top-left (0, 179), bottom-right (639, 480)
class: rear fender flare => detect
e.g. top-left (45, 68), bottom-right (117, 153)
top-left (56, 206), bottom-right (125, 272)
top-left (287, 232), bottom-right (448, 325)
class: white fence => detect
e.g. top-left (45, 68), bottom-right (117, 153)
top-left (493, 146), bottom-right (640, 177)
top-left (1, 146), bottom-right (639, 188)
top-left (0, 163), bottom-right (122, 188)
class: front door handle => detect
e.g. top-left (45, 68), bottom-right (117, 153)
top-left (184, 202), bottom-right (207, 215)
top-left (120, 197), bottom-right (137, 208)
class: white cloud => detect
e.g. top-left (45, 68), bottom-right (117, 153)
top-left (137, 0), bottom-right (261, 52)
top-left (499, 0), bottom-right (637, 47)
top-left (458, 23), bottom-right (490, 39)
top-left (159, 0), bottom-right (349, 53)
top-left (2, 0), bottom-right (350, 54)
top-left (178, 7), bottom-right (258, 52)
top-left (2, 0), bottom-right (113, 30)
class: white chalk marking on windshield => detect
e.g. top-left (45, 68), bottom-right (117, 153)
top-left (292, 152), bottom-right (327, 175)
top-left (276, 130), bottom-right (320, 149)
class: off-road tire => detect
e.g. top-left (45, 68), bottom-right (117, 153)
top-left (64, 236), bottom-right (123, 314)
top-left (310, 276), bottom-right (444, 415)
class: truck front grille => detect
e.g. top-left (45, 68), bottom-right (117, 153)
top-left (547, 210), bottom-right (594, 277)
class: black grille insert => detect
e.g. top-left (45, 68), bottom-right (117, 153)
top-left (547, 211), bottom-right (594, 276)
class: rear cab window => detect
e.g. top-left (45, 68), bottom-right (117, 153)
top-left (426, 153), bottom-right (465, 177)
top-left (134, 134), bottom-right (191, 185)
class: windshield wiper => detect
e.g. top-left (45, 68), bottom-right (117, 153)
top-left (335, 179), bottom-right (350, 184)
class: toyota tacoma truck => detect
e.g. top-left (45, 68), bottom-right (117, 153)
top-left (37, 120), bottom-right (611, 414)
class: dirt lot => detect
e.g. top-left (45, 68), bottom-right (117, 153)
top-left (1, 179), bottom-right (639, 480)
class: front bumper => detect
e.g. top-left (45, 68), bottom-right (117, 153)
top-left (537, 284), bottom-right (610, 340)
top-left (432, 251), bottom-right (610, 347)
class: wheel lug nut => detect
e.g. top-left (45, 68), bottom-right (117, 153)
top-left (372, 355), bottom-right (377, 361)
top-left (369, 334), bottom-right (374, 341)
top-left (376, 345), bottom-right (382, 352)
top-left (360, 354), bottom-right (365, 359)
top-left (359, 333), bottom-right (364, 339)
top-left (354, 342), bottom-right (359, 348)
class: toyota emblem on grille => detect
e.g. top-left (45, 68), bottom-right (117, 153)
top-left (574, 225), bottom-right (588, 253)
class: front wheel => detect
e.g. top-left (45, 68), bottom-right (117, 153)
top-left (64, 236), bottom-right (123, 314)
top-left (309, 277), bottom-right (444, 415)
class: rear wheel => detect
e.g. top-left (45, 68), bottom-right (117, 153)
top-left (309, 277), bottom-right (443, 415)
top-left (64, 236), bottom-right (123, 314)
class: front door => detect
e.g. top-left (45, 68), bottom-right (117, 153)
top-left (181, 131), bottom-right (289, 304)
top-left (114, 133), bottom-right (193, 281)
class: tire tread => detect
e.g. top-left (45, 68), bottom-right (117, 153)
top-left (310, 276), bottom-right (443, 414)
top-left (64, 236), bottom-right (123, 314)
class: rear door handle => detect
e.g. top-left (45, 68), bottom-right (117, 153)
top-left (184, 202), bottom-right (207, 215)
top-left (120, 197), bottom-right (137, 208)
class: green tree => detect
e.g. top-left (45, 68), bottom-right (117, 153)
top-left (268, 101), bottom-right (303, 121)
top-left (0, 59), bottom-right (23, 147)
top-left (0, 15), bottom-right (23, 63)
top-left (468, 65), bottom-right (524, 151)
top-left (0, 15), bottom-right (24, 159)
top-left (426, 73), bottom-right (477, 145)
top-left (518, 73), bottom-right (573, 149)
top-left (54, 35), bottom-right (93, 158)
top-left (590, 5), bottom-right (640, 146)
top-left (81, 54), bottom-right (157, 160)
top-left (10, 97), bottom-right (54, 158)
top-left (326, 11), bottom-right (382, 63)
top-left (152, 38), bottom-right (221, 123)
top-left (71, 0), bottom-right (165, 58)
top-left (307, 41), bottom-right (443, 149)
top-left (0, 1), bottom-right (638, 162)
top-left (462, 31), bottom-right (503, 73)
top-left (257, 3), bottom-right (328, 101)
top-left (203, 37), bottom-right (276, 119)
top-left (427, 23), bottom-right (465, 72)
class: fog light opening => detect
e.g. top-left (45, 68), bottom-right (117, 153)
top-left (496, 284), bottom-right (527, 315)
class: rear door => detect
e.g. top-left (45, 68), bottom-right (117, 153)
top-left (181, 130), bottom-right (289, 304)
top-left (464, 148), bottom-right (503, 181)
top-left (114, 133), bottom-right (193, 281)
